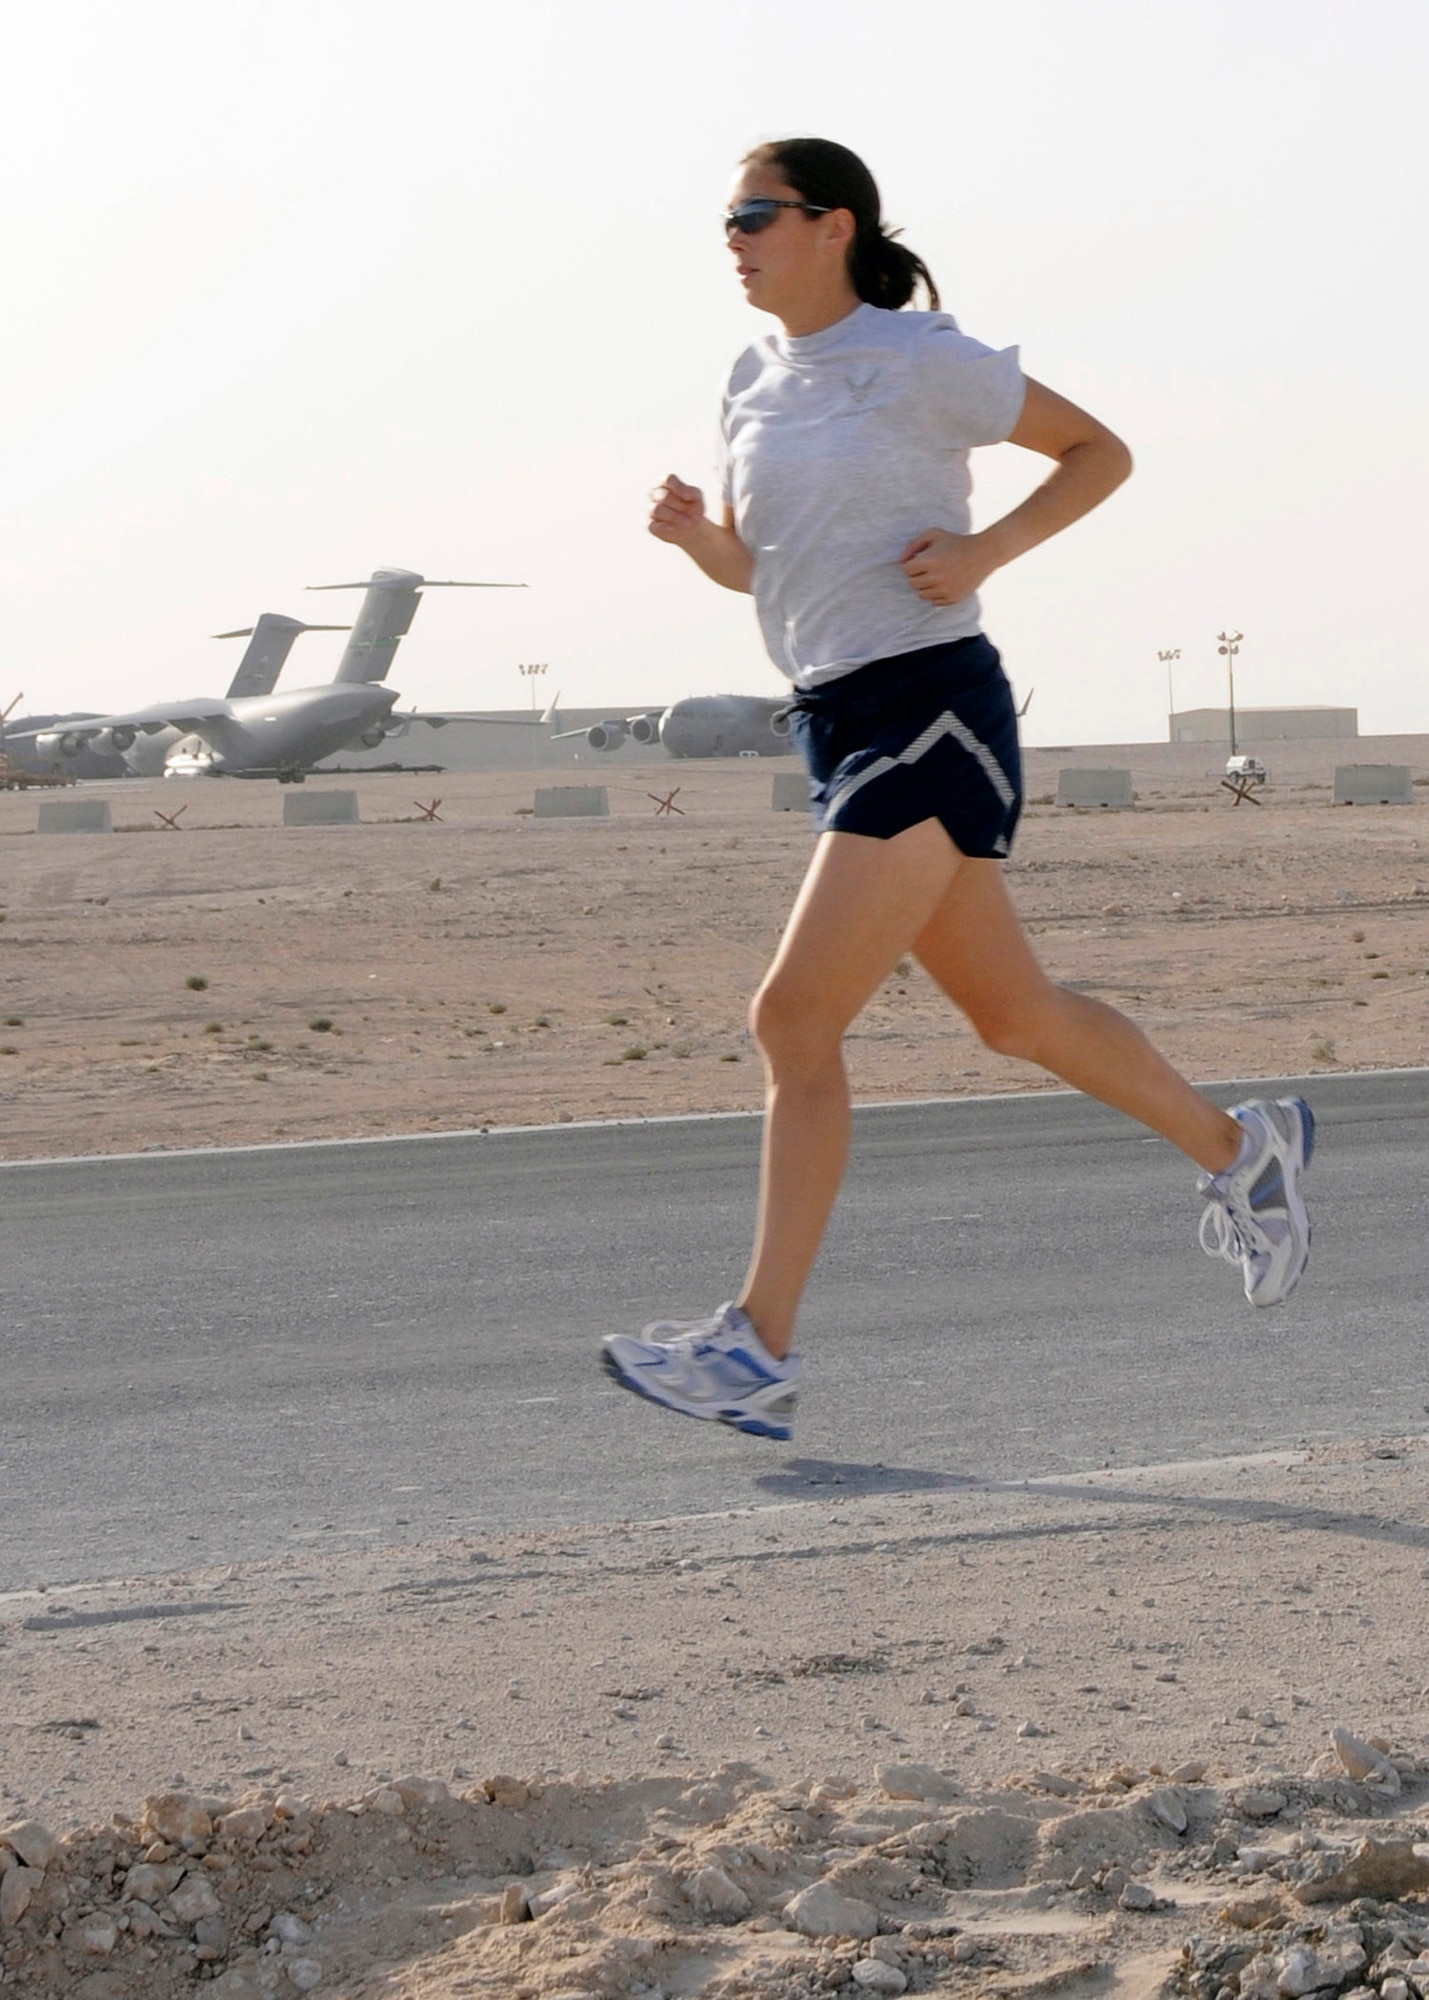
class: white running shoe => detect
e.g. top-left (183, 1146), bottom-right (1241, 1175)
top-left (1197, 1096), bottom-right (1315, 1306)
top-left (601, 1302), bottom-right (800, 1440)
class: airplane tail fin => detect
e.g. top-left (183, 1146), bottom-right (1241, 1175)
top-left (306, 569), bottom-right (526, 686)
top-left (214, 614), bottom-right (350, 699)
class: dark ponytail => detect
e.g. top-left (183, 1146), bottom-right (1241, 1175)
top-left (743, 136), bottom-right (941, 312)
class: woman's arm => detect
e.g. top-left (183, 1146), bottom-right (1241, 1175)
top-left (897, 379), bottom-right (1133, 606)
top-left (649, 474), bottom-right (755, 594)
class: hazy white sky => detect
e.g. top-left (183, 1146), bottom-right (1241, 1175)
top-left (4, 0), bottom-right (1424, 744)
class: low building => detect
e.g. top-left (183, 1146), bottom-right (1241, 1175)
top-left (1169, 706), bottom-right (1358, 744)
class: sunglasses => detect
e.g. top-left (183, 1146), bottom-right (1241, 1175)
top-left (723, 198), bottom-right (831, 238)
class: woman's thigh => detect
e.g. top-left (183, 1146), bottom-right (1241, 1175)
top-left (756, 819), bottom-right (966, 1048)
top-left (911, 857), bottom-right (1053, 1036)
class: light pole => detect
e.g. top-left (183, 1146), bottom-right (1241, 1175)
top-left (518, 661), bottom-right (547, 765)
top-left (1216, 631), bottom-right (1243, 756)
top-left (1158, 650), bottom-right (1180, 740)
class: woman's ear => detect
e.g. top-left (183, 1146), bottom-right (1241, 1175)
top-left (824, 207), bottom-right (857, 255)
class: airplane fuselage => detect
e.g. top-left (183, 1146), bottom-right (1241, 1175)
top-left (160, 682), bottom-right (400, 776)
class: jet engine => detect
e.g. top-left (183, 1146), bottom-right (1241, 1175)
top-left (584, 720), bottom-right (627, 751)
top-left (627, 712), bottom-right (662, 744)
top-left (93, 726), bottom-right (137, 755)
top-left (35, 730), bottom-right (86, 759)
top-left (359, 725), bottom-right (388, 749)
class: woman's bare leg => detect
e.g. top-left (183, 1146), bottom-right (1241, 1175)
top-left (913, 858), bottom-right (1241, 1173)
top-left (738, 820), bottom-right (965, 1358)
top-left (737, 833), bottom-right (1243, 1361)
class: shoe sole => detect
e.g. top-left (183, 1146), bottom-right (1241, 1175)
top-left (600, 1346), bottom-right (794, 1441)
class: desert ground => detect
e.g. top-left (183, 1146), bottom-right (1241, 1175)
top-left (2, 740), bottom-right (1427, 1161)
top-left (3, 742), bottom-right (1429, 1999)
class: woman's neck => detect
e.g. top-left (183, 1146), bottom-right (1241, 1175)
top-left (776, 288), bottom-right (862, 340)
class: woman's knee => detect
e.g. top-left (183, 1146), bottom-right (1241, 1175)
top-left (749, 973), bottom-right (844, 1070)
top-left (965, 980), bottom-right (1064, 1061)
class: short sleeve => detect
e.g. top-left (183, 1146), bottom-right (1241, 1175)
top-left (919, 318), bottom-right (1025, 448)
top-left (718, 345), bottom-right (760, 507)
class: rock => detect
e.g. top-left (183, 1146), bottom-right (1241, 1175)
top-left (124, 1861), bottom-right (186, 1902)
top-left (1331, 1727), bottom-right (1401, 1792)
top-left (952, 1935), bottom-right (981, 1962)
top-left (686, 1865), bottom-right (751, 1920)
top-left (1171, 1760), bottom-right (1208, 1783)
top-left (852, 1960), bottom-right (909, 1994)
top-left (1149, 1787), bottom-right (1189, 1834)
top-left (368, 1787), bottom-right (405, 1816)
top-left (1276, 1940), bottom-right (1369, 1996)
top-left (1032, 1771), bottom-right (1081, 1798)
top-left (877, 1762), bottom-right (959, 1804)
top-left (0, 1864), bottom-right (43, 1925)
top-left (1237, 1788), bottom-right (1289, 1819)
top-left (1017, 1721), bottom-right (1048, 1739)
top-left (208, 1969), bottom-right (266, 1999)
top-left (142, 1793), bottom-right (213, 1852)
top-left (785, 1881), bottom-right (880, 1939)
top-left (1221, 1895), bottom-right (1285, 1929)
top-left (527, 1878), bottom-right (581, 1917)
top-left (194, 1913), bottom-right (229, 1958)
top-left (392, 1776), bottom-right (449, 1809)
top-left (270, 1912), bottom-right (315, 1947)
top-left (1294, 1839), bottom-right (1429, 1906)
top-left (1120, 1882), bottom-right (1156, 1911)
top-left (0, 1819), bottom-right (59, 1870)
top-left (286, 1960), bottom-right (324, 1992)
top-left (66, 1912), bottom-right (119, 1955)
top-left (499, 1883), bottom-right (531, 1924)
top-left (483, 1774), bottom-right (532, 1807)
top-left (169, 1869), bottom-right (223, 1924)
top-left (71, 1975), bottom-right (129, 2000)
top-left (1382, 1980), bottom-right (1411, 2000)
top-left (216, 1806), bottom-right (269, 1845)
top-left (1239, 1953), bottom-right (1284, 2000)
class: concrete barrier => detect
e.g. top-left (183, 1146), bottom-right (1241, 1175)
top-left (1056, 767), bottom-right (1134, 809)
top-left (534, 786), bottom-right (609, 818)
top-left (1333, 764), bottom-right (1414, 805)
top-left (771, 773), bottom-right (810, 811)
top-left (282, 789), bottom-right (360, 826)
top-left (37, 798), bottom-right (112, 833)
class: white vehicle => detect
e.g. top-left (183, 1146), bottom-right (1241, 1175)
top-left (1225, 754), bottom-right (1267, 787)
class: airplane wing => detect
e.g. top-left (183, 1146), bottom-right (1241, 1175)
top-left (9, 697), bottom-right (232, 740)
top-left (394, 710), bottom-right (542, 731)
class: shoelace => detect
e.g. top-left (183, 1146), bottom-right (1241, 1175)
top-left (1198, 1189), bottom-right (1271, 1265)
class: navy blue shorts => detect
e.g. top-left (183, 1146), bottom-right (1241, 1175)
top-left (787, 635), bottom-right (1023, 858)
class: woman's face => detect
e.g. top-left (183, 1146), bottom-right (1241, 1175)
top-left (725, 160), bottom-right (852, 325)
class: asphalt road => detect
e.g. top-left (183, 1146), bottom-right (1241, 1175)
top-left (2, 1071), bottom-right (1424, 1591)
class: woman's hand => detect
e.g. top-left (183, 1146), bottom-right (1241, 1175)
top-left (649, 473), bottom-right (708, 544)
top-left (897, 528), bottom-right (995, 606)
top-left (647, 474), bottom-right (755, 593)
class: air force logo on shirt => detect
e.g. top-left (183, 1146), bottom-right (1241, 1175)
top-left (845, 369), bottom-right (878, 404)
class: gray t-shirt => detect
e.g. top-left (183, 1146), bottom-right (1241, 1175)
top-left (719, 302), bottom-right (1025, 688)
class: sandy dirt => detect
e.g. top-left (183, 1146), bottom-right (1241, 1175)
top-left (3, 748), bottom-right (1429, 1996)
top-left (2, 749), bottom-right (1427, 1161)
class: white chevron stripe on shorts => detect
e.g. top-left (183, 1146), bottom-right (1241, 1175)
top-left (823, 707), bottom-right (1017, 826)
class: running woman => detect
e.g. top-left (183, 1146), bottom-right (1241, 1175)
top-left (601, 137), bottom-right (1312, 1441)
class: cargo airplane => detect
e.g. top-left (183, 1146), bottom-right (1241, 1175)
top-left (553, 683), bottom-right (1032, 759)
top-left (13, 568), bottom-right (533, 782)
